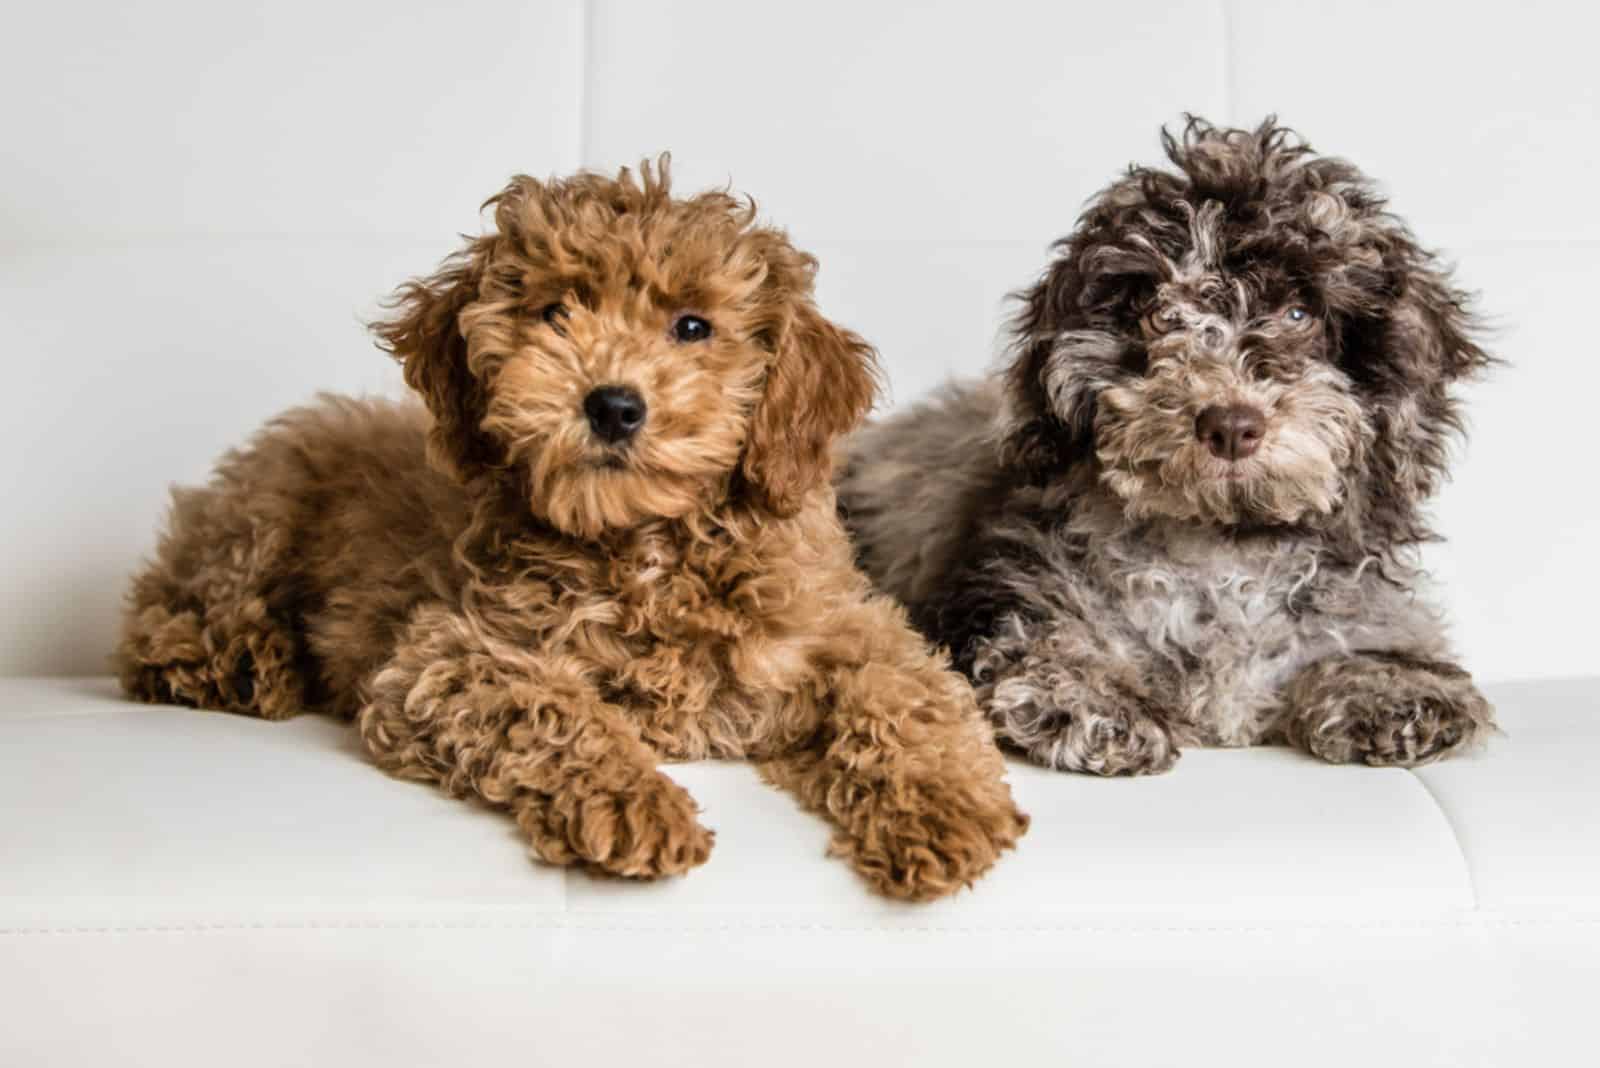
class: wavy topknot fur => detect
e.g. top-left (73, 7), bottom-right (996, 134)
top-left (840, 118), bottom-right (1497, 775)
top-left (119, 158), bottom-right (1026, 898)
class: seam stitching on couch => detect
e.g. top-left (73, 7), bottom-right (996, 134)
top-left (5, 917), bottom-right (1598, 937)
top-left (1406, 766), bottom-right (1479, 909)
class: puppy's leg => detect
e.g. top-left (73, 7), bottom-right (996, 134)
top-left (973, 615), bottom-right (1178, 776)
top-left (361, 606), bottom-right (712, 879)
top-left (120, 483), bottom-right (310, 720)
top-left (1279, 652), bottom-right (1495, 767)
top-left (761, 597), bottom-right (1028, 902)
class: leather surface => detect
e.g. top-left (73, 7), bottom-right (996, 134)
top-left (2, 676), bottom-right (1596, 1066)
top-left (4, 4), bottom-right (1598, 1061)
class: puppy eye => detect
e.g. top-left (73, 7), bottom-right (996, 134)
top-left (671, 314), bottom-right (713, 343)
top-left (1285, 305), bottom-right (1312, 324)
top-left (540, 302), bottom-right (569, 334)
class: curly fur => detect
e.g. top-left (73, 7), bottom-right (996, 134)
top-left (119, 159), bottom-right (1026, 898)
top-left (839, 118), bottom-right (1497, 775)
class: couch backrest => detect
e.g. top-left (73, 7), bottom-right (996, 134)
top-left (4, 0), bottom-right (1595, 682)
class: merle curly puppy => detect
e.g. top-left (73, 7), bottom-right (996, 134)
top-left (838, 117), bottom-right (1497, 775)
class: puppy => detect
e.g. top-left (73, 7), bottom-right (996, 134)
top-left (119, 159), bottom-right (1026, 899)
top-left (839, 118), bottom-right (1496, 775)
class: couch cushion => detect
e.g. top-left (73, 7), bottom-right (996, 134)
top-left (2, 676), bottom-right (1596, 1067)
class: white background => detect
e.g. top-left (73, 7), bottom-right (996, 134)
top-left (3, 1), bottom-right (1595, 682)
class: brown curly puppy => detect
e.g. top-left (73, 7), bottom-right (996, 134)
top-left (839, 118), bottom-right (1497, 776)
top-left (118, 160), bottom-right (1027, 900)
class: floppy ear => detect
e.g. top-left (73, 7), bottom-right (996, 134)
top-left (741, 299), bottom-right (880, 516)
top-left (1338, 233), bottom-right (1494, 543)
top-left (371, 240), bottom-right (498, 482)
top-left (998, 260), bottom-right (1074, 475)
top-left (997, 249), bottom-right (1116, 477)
top-left (1352, 241), bottom-right (1492, 477)
top-left (1371, 247), bottom-right (1492, 387)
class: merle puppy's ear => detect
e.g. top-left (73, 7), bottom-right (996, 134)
top-left (1339, 225), bottom-right (1494, 517)
top-left (1358, 237), bottom-right (1492, 386)
top-left (740, 244), bottom-right (879, 516)
top-left (997, 255), bottom-right (1075, 475)
top-left (997, 243), bottom-right (1133, 478)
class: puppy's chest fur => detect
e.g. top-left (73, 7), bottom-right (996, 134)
top-left (1061, 508), bottom-right (1378, 744)
top-left (531, 524), bottom-right (827, 760)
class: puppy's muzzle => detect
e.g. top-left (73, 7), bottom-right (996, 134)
top-left (584, 385), bottom-right (647, 444)
top-left (1195, 404), bottom-right (1265, 461)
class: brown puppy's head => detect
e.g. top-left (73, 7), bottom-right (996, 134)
top-left (1000, 117), bottom-right (1491, 548)
top-left (374, 158), bottom-right (877, 537)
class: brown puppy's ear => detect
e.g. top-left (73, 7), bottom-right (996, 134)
top-left (741, 297), bottom-right (880, 516)
top-left (371, 239), bottom-right (497, 482)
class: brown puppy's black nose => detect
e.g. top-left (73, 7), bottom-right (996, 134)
top-left (1195, 404), bottom-right (1265, 461)
top-left (584, 386), bottom-right (647, 443)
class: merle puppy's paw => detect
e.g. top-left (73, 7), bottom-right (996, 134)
top-left (989, 675), bottom-right (1179, 776)
top-left (1282, 653), bottom-right (1495, 767)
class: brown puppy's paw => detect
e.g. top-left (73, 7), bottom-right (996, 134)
top-left (118, 603), bottom-right (307, 720)
top-left (841, 778), bottom-right (1029, 903)
top-left (1283, 653), bottom-right (1495, 767)
top-left (523, 773), bottom-right (714, 879)
top-left (119, 606), bottom-right (212, 707)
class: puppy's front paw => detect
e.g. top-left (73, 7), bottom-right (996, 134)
top-left (1283, 653), bottom-right (1495, 767)
top-left (523, 772), bottom-right (714, 879)
top-left (990, 677), bottom-right (1178, 776)
top-left (842, 777), bottom-right (1029, 903)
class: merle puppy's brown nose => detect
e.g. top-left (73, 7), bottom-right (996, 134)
top-left (584, 385), bottom-right (647, 443)
top-left (1195, 404), bottom-right (1265, 461)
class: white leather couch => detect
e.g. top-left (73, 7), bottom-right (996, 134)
top-left (3, 675), bottom-right (1597, 1066)
top-left (5, 1), bottom-right (1599, 1065)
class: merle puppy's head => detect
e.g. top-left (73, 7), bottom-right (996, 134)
top-left (999, 117), bottom-right (1491, 549)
